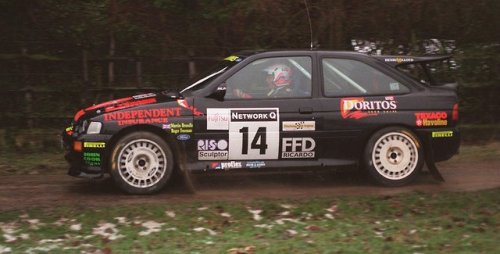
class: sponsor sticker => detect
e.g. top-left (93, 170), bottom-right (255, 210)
top-left (83, 142), bottom-right (106, 148)
top-left (177, 134), bottom-right (191, 141)
top-left (207, 108), bottom-right (230, 130)
top-left (228, 108), bottom-right (280, 160)
top-left (103, 108), bottom-right (181, 126)
top-left (245, 161), bottom-right (266, 169)
top-left (281, 137), bottom-right (316, 159)
top-left (132, 93), bottom-right (156, 100)
top-left (197, 139), bottom-right (229, 160)
top-left (170, 122), bottom-right (193, 134)
top-left (177, 99), bottom-right (203, 116)
top-left (415, 112), bottom-right (448, 127)
top-left (384, 58), bottom-right (414, 63)
top-left (432, 131), bottom-right (453, 138)
top-left (83, 152), bottom-right (101, 166)
top-left (341, 97), bottom-right (397, 119)
top-left (282, 121), bottom-right (315, 131)
top-left (210, 161), bottom-right (242, 170)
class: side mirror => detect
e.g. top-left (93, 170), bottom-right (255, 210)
top-left (208, 85), bottom-right (226, 101)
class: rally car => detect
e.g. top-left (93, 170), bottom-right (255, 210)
top-left (62, 50), bottom-right (460, 194)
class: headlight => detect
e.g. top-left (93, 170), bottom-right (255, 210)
top-left (86, 122), bottom-right (102, 134)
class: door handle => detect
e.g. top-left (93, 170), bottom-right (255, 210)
top-left (299, 107), bottom-right (313, 114)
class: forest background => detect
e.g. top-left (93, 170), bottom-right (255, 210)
top-left (0, 0), bottom-right (499, 136)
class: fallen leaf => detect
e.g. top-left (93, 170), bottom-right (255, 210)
top-left (305, 225), bottom-right (322, 231)
top-left (254, 224), bottom-right (273, 229)
top-left (165, 211), bottom-right (176, 218)
top-left (114, 217), bottom-right (128, 225)
top-left (326, 204), bottom-right (338, 213)
top-left (92, 222), bottom-right (123, 241)
top-left (3, 234), bottom-right (17, 243)
top-left (70, 224), bottom-right (82, 231)
top-left (193, 227), bottom-right (217, 236)
top-left (220, 212), bottom-right (232, 218)
top-left (0, 245), bottom-right (12, 253)
top-left (248, 209), bottom-right (263, 221)
top-left (139, 221), bottom-right (164, 236)
top-left (286, 229), bottom-right (298, 237)
top-left (324, 214), bottom-right (334, 220)
top-left (227, 245), bottom-right (256, 254)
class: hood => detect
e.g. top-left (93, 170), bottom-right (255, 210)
top-left (73, 91), bottom-right (181, 122)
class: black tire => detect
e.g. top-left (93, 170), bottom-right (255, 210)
top-left (110, 131), bottom-right (174, 194)
top-left (363, 127), bottom-right (424, 186)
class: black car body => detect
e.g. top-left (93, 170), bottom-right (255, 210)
top-left (62, 50), bottom-right (460, 194)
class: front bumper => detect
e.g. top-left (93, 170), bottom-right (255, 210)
top-left (62, 131), bottom-right (112, 177)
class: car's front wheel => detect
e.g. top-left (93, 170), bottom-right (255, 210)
top-left (364, 127), bottom-right (423, 186)
top-left (110, 131), bottom-right (174, 194)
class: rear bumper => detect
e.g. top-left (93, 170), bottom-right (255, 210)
top-left (416, 127), bottom-right (460, 162)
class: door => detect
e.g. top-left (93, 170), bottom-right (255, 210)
top-left (192, 55), bottom-right (321, 170)
top-left (318, 56), bottom-right (412, 161)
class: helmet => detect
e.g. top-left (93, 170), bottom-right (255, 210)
top-left (264, 64), bottom-right (292, 87)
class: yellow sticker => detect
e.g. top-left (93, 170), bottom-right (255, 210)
top-left (432, 131), bottom-right (453, 138)
top-left (83, 142), bottom-right (106, 148)
top-left (224, 55), bottom-right (240, 62)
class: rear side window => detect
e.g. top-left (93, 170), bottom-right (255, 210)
top-left (322, 58), bottom-right (409, 97)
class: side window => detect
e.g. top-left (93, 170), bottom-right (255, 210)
top-left (225, 56), bottom-right (312, 99)
top-left (322, 58), bottom-right (409, 97)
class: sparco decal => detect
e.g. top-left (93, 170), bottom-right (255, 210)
top-left (282, 121), bottom-right (315, 131)
top-left (103, 108), bottom-right (181, 126)
top-left (341, 97), bottom-right (397, 119)
top-left (415, 112), bottom-right (448, 127)
top-left (197, 139), bottom-right (229, 160)
top-left (210, 161), bottom-right (242, 170)
top-left (282, 137), bottom-right (316, 158)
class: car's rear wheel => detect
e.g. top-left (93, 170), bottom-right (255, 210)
top-left (110, 131), bottom-right (173, 194)
top-left (364, 127), bottom-right (423, 186)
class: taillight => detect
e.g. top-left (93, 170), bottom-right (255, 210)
top-left (452, 103), bottom-right (459, 121)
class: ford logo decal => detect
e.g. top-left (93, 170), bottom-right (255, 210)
top-left (177, 134), bottom-right (191, 141)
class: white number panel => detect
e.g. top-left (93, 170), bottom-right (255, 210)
top-left (228, 108), bottom-right (279, 160)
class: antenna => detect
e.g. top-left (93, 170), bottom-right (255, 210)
top-left (303, 0), bottom-right (314, 50)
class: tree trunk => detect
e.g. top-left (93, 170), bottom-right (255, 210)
top-left (108, 31), bottom-right (115, 86)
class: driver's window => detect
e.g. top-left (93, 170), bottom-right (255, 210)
top-left (224, 56), bottom-right (312, 99)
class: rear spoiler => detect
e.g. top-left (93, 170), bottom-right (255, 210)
top-left (374, 55), bottom-right (455, 87)
top-left (373, 55), bottom-right (452, 67)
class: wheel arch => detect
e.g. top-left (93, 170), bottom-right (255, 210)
top-left (359, 123), bottom-right (424, 164)
top-left (105, 124), bottom-right (183, 173)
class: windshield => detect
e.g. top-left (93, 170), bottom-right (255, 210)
top-left (180, 57), bottom-right (242, 95)
top-left (396, 59), bottom-right (458, 86)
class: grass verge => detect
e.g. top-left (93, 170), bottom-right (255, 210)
top-left (0, 189), bottom-right (498, 253)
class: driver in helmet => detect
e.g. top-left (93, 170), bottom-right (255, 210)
top-left (233, 63), bottom-right (294, 98)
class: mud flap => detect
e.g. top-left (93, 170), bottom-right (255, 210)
top-left (178, 153), bottom-right (197, 194)
top-left (424, 136), bottom-right (445, 182)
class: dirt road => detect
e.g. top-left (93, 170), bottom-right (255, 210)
top-left (1, 160), bottom-right (499, 211)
